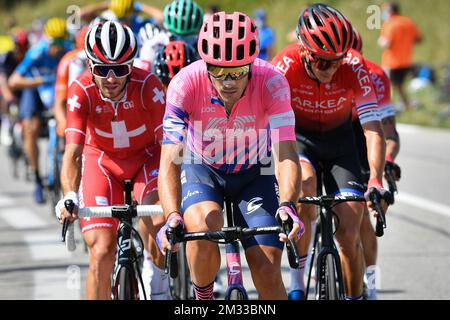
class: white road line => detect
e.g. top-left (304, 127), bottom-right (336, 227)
top-left (0, 207), bottom-right (48, 229)
top-left (33, 269), bottom-right (82, 300)
top-left (397, 191), bottom-right (450, 219)
top-left (397, 123), bottom-right (422, 134)
top-left (0, 195), bottom-right (15, 207)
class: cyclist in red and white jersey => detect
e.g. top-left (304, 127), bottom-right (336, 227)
top-left (271, 4), bottom-right (391, 300)
top-left (350, 27), bottom-right (401, 300)
top-left (157, 11), bottom-right (304, 300)
top-left (55, 21), bottom-right (167, 300)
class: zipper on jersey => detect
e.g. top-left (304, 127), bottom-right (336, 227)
top-left (111, 101), bottom-right (118, 120)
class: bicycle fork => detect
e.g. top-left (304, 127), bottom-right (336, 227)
top-left (224, 241), bottom-right (248, 300)
top-left (316, 207), bottom-right (345, 300)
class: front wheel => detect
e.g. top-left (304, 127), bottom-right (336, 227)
top-left (225, 286), bottom-right (248, 300)
top-left (317, 253), bottom-right (342, 300)
top-left (170, 243), bottom-right (192, 300)
top-left (113, 267), bottom-right (139, 300)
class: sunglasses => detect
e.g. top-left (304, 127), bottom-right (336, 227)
top-left (310, 55), bottom-right (344, 71)
top-left (207, 64), bottom-right (251, 81)
top-left (91, 64), bottom-right (132, 78)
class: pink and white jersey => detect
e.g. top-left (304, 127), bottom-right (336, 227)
top-left (163, 58), bottom-right (296, 173)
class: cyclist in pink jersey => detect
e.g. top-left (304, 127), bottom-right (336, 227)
top-left (55, 21), bottom-right (168, 300)
top-left (350, 27), bottom-right (401, 300)
top-left (157, 11), bottom-right (304, 300)
top-left (271, 4), bottom-right (391, 300)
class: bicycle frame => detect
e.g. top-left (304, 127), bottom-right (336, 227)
top-left (223, 196), bottom-right (248, 300)
top-left (308, 202), bottom-right (345, 300)
top-left (111, 180), bottom-right (145, 300)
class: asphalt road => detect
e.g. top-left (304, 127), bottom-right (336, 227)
top-left (0, 124), bottom-right (449, 300)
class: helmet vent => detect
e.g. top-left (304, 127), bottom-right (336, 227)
top-left (239, 27), bottom-right (245, 39)
top-left (226, 19), bottom-right (233, 32)
top-left (225, 38), bottom-right (232, 61)
top-left (214, 43), bottom-right (221, 60)
top-left (237, 44), bottom-right (244, 60)
top-left (249, 40), bottom-right (256, 57)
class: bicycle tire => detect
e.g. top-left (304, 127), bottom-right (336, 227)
top-left (114, 267), bottom-right (139, 300)
top-left (170, 243), bottom-right (192, 300)
top-left (50, 145), bottom-right (62, 210)
top-left (317, 254), bottom-right (340, 300)
top-left (227, 288), bottom-right (246, 300)
top-left (324, 254), bottom-right (338, 300)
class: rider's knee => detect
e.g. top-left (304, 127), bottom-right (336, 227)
top-left (89, 242), bottom-right (116, 270)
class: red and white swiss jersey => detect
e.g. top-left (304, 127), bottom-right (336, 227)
top-left (65, 67), bottom-right (165, 158)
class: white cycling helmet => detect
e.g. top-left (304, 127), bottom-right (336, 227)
top-left (85, 20), bottom-right (138, 64)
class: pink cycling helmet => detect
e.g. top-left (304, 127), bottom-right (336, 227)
top-left (198, 11), bottom-right (259, 67)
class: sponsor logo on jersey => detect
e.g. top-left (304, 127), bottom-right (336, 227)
top-left (246, 197), bottom-right (263, 214)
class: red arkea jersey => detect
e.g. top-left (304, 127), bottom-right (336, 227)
top-left (65, 67), bottom-right (165, 158)
top-left (271, 45), bottom-right (380, 133)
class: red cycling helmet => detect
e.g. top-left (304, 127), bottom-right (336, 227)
top-left (296, 4), bottom-right (354, 59)
top-left (351, 26), bottom-right (363, 53)
top-left (152, 41), bottom-right (199, 85)
top-left (198, 11), bottom-right (259, 67)
top-left (13, 29), bottom-right (29, 54)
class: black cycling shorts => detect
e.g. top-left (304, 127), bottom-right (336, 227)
top-left (352, 120), bottom-right (370, 186)
top-left (296, 124), bottom-right (365, 196)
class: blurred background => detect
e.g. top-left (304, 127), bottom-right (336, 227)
top-left (0, 0), bottom-right (449, 127)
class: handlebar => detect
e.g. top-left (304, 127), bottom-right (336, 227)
top-left (298, 195), bottom-right (366, 206)
top-left (164, 224), bottom-right (300, 278)
top-left (298, 194), bottom-right (389, 237)
top-left (384, 162), bottom-right (399, 200)
top-left (60, 200), bottom-right (163, 251)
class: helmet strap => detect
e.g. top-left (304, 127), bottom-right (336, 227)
top-left (302, 55), bottom-right (318, 81)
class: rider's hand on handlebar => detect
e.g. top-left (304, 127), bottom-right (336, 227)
top-left (384, 160), bottom-right (401, 181)
top-left (276, 202), bottom-right (305, 242)
top-left (55, 191), bottom-right (79, 225)
top-left (156, 212), bottom-right (184, 254)
top-left (364, 179), bottom-right (392, 217)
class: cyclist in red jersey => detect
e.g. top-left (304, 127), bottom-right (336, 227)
top-left (350, 27), bottom-right (401, 300)
top-left (55, 21), bottom-right (167, 300)
top-left (271, 4), bottom-right (391, 300)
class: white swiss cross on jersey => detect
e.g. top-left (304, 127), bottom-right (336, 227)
top-left (95, 121), bottom-right (147, 149)
top-left (68, 94), bottom-right (81, 112)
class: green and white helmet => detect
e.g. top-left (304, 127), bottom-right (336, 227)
top-left (164, 0), bottom-right (204, 36)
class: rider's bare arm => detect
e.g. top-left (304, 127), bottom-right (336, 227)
top-left (140, 3), bottom-right (164, 24)
top-left (362, 120), bottom-right (386, 183)
top-left (273, 140), bottom-right (301, 203)
top-left (382, 115), bottom-right (400, 161)
top-left (8, 71), bottom-right (44, 90)
top-left (61, 143), bottom-right (83, 195)
top-left (158, 143), bottom-right (184, 220)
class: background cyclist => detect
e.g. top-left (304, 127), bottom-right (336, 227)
top-left (8, 18), bottom-right (72, 204)
top-left (351, 26), bottom-right (401, 300)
